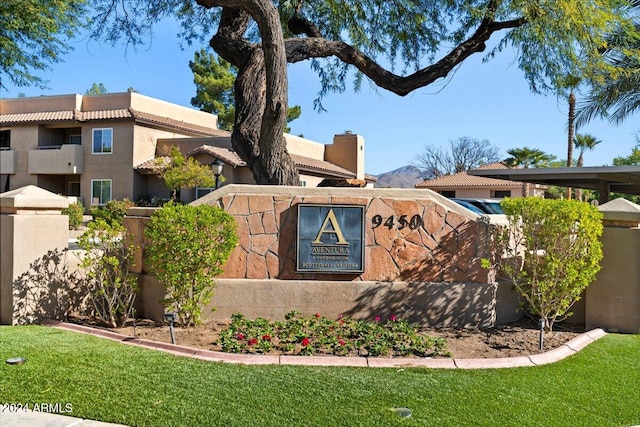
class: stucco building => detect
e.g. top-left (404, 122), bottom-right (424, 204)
top-left (1, 92), bottom-right (369, 208)
top-left (416, 162), bottom-right (546, 198)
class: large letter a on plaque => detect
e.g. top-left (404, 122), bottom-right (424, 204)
top-left (312, 208), bottom-right (348, 245)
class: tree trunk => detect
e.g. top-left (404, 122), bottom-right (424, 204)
top-left (566, 91), bottom-right (576, 199)
top-left (205, 1), bottom-right (299, 185)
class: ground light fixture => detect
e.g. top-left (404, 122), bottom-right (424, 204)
top-left (164, 312), bottom-right (177, 344)
top-left (6, 357), bottom-right (26, 365)
top-left (211, 159), bottom-right (224, 189)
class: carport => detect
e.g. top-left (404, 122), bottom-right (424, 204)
top-left (468, 165), bottom-right (640, 204)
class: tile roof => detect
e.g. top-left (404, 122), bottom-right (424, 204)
top-left (416, 162), bottom-right (525, 188)
top-left (135, 145), bottom-right (356, 179)
top-left (187, 145), bottom-right (246, 167)
top-left (1, 108), bottom-right (226, 137)
top-left (133, 156), bottom-right (171, 174)
top-left (290, 154), bottom-right (355, 178)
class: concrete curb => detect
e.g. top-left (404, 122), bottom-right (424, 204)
top-left (41, 319), bottom-right (607, 369)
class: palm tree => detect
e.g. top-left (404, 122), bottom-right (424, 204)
top-left (574, 133), bottom-right (602, 201)
top-left (575, 0), bottom-right (640, 128)
top-left (504, 147), bottom-right (554, 196)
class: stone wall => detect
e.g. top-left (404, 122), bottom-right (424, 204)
top-left (192, 185), bottom-right (493, 283)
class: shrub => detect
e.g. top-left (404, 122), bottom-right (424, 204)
top-left (77, 219), bottom-right (139, 328)
top-left (144, 202), bottom-right (238, 326)
top-left (487, 198), bottom-right (603, 331)
top-left (90, 199), bottom-right (134, 226)
top-left (62, 202), bottom-right (84, 230)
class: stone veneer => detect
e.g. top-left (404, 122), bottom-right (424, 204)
top-left (191, 185), bottom-right (492, 284)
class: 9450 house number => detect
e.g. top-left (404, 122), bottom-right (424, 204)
top-left (371, 214), bottom-right (423, 230)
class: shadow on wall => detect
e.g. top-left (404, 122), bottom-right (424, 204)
top-left (11, 249), bottom-right (86, 324)
top-left (342, 281), bottom-right (499, 329)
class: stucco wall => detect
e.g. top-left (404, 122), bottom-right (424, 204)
top-left (586, 227), bottom-right (640, 333)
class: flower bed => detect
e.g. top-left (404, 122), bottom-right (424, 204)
top-left (216, 311), bottom-right (451, 357)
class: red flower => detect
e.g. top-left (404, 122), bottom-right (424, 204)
top-left (248, 338), bottom-right (258, 346)
top-left (374, 316), bottom-right (381, 323)
top-left (390, 315), bottom-right (397, 321)
top-left (262, 334), bottom-right (271, 341)
top-left (338, 340), bottom-right (346, 346)
top-left (236, 333), bottom-right (245, 340)
top-left (339, 319), bottom-right (345, 325)
top-left (315, 313), bottom-right (321, 318)
top-left (301, 338), bottom-right (311, 347)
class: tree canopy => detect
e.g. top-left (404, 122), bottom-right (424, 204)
top-left (0, 0), bottom-right (87, 89)
top-left (7, 0), bottom-right (640, 185)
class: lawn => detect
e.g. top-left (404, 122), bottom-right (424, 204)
top-left (1, 326), bottom-right (638, 427)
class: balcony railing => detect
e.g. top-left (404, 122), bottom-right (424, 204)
top-left (0, 148), bottom-right (15, 174)
top-left (28, 144), bottom-right (83, 175)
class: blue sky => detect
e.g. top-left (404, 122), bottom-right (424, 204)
top-left (2, 19), bottom-right (638, 175)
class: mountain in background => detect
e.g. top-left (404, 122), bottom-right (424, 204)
top-left (373, 165), bottom-right (431, 188)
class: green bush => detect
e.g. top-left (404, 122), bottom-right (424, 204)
top-left (90, 199), bottom-right (134, 226)
top-left (144, 202), bottom-right (238, 326)
top-left (487, 198), bottom-right (603, 331)
top-left (62, 202), bottom-right (84, 230)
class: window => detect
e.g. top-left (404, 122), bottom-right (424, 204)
top-left (493, 190), bottom-right (511, 198)
top-left (69, 135), bottom-right (82, 145)
top-left (441, 191), bottom-right (456, 198)
top-left (92, 128), bottom-right (112, 154)
top-left (91, 179), bottom-right (112, 205)
top-left (0, 130), bottom-right (10, 149)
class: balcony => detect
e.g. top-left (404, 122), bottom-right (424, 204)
top-left (0, 148), bottom-right (15, 174)
top-left (29, 144), bottom-right (84, 175)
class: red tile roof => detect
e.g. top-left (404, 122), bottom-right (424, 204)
top-left (1, 108), bottom-right (226, 137)
top-left (135, 145), bottom-right (356, 179)
top-left (416, 162), bottom-right (525, 188)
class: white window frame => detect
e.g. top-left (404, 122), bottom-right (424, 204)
top-left (91, 179), bottom-right (112, 205)
top-left (92, 128), bottom-right (113, 154)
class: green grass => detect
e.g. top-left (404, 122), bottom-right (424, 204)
top-left (1, 326), bottom-right (638, 427)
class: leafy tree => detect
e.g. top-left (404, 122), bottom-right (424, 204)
top-left (29, 1), bottom-right (640, 184)
top-left (613, 143), bottom-right (640, 166)
top-left (504, 147), bottom-right (555, 196)
top-left (414, 136), bottom-right (500, 178)
top-left (190, 49), bottom-right (301, 132)
top-left (611, 142), bottom-right (640, 203)
top-left (159, 146), bottom-right (216, 200)
top-left (487, 198), bottom-right (604, 333)
top-left (86, 83), bottom-right (108, 94)
top-left (0, 0), bottom-right (87, 89)
top-left (78, 219), bottom-right (139, 328)
top-left (144, 203), bottom-right (238, 326)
